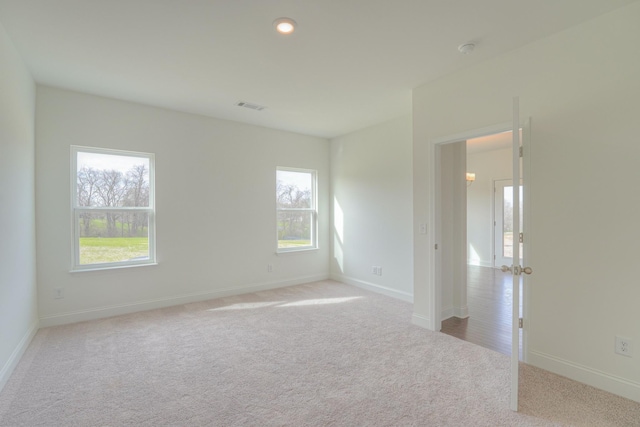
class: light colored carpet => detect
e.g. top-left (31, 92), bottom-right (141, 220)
top-left (0, 280), bottom-right (638, 426)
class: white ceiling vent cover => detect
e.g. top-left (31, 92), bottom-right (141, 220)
top-left (236, 101), bottom-right (267, 111)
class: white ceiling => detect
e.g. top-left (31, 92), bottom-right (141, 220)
top-left (0, 0), bottom-right (636, 138)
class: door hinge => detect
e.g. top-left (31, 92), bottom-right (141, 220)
top-left (519, 146), bottom-right (523, 157)
top-left (519, 232), bottom-right (524, 243)
top-left (519, 318), bottom-right (523, 328)
top-left (435, 243), bottom-right (438, 250)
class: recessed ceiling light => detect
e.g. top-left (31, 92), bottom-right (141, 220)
top-left (274, 17), bottom-right (296, 35)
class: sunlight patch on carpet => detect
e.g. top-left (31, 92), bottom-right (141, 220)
top-left (207, 301), bottom-right (284, 311)
top-left (278, 296), bottom-right (363, 307)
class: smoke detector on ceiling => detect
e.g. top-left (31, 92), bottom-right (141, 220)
top-left (458, 43), bottom-right (475, 54)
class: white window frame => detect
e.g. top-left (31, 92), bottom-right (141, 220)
top-left (276, 167), bottom-right (318, 253)
top-left (71, 146), bottom-right (156, 271)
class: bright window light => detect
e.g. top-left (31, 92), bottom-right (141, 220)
top-left (276, 167), bottom-right (317, 252)
top-left (71, 146), bottom-right (155, 271)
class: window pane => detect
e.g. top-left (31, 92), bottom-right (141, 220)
top-left (276, 170), bottom-right (312, 209)
top-left (77, 152), bottom-right (150, 207)
top-left (78, 211), bottom-right (150, 265)
top-left (277, 211), bottom-right (312, 248)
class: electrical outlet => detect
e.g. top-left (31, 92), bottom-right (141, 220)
top-left (267, 264), bottom-right (273, 273)
top-left (378, 267), bottom-right (383, 276)
top-left (53, 288), bottom-right (64, 299)
top-left (419, 223), bottom-right (427, 234)
top-left (371, 266), bottom-right (377, 274)
top-left (615, 336), bottom-right (633, 357)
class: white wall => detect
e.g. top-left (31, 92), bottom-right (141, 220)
top-left (467, 147), bottom-right (512, 267)
top-left (36, 87), bottom-right (330, 326)
top-left (330, 116), bottom-right (413, 301)
top-left (439, 144), bottom-right (454, 315)
top-left (439, 142), bottom-right (468, 320)
top-left (413, 3), bottom-right (640, 401)
top-left (0, 23), bottom-right (37, 391)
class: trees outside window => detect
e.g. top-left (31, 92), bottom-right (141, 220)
top-left (276, 168), bottom-right (317, 251)
top-left (72, 146), bottom-right (155, 270)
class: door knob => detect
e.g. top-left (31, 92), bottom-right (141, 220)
top-left (501, 265), bottom-right (533, 275)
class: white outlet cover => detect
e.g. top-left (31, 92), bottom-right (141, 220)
top-left (615, 336), bottom-right (633, 357)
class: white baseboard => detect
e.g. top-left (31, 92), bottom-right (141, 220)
top-left (331, 273), bottom-right (413, 303)
top-left (441, 305), bottom-right (469, 321)
top-left (454, 305), bottom-right (469, 318)
top-left (411, 313), bottom-right (432, 330)
top-left (0, 319), bottom-right (39, 393)
top-left (528, 350), bottom-right (640, 403)
top-left (39, 274), bottom-right (329, 328)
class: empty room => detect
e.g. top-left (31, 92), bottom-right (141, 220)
top-left (1, 1), bottom-right (640, 425)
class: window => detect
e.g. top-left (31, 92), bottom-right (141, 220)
top-left (276, 167), bottom-right (317, 252)
top-left (71, 146), bottom-right (155, 270)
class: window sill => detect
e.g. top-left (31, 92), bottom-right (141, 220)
top-left (276, 247), bottom-right (318, 255)
top-left (70, 262), bottom-right (158, 273)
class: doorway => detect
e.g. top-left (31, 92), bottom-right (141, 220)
top-left (439, 130), bottom-right (523, 358)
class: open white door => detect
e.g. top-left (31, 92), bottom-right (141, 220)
top-left (504, 97), bottom-right (532, 411)
top-left (510, 97), bottom-right (521, 411)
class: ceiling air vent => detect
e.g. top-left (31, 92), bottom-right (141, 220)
top-left (236, 101), bottom-right (266, 111)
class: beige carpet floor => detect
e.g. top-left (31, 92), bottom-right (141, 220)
top-left (1, 280), bottom-right (638, 426)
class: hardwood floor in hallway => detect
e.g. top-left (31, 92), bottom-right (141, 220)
top-left (441, 265), bottom-right (522, 357)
